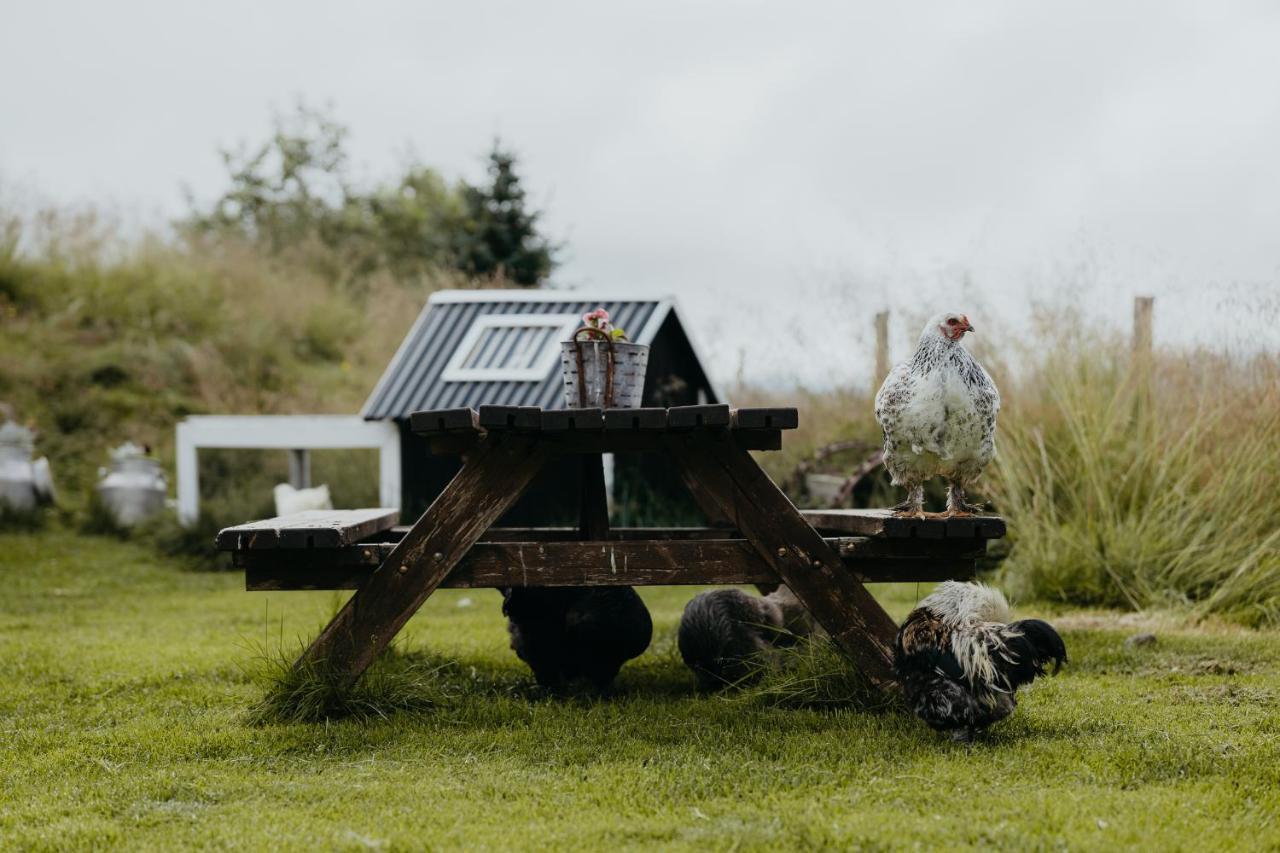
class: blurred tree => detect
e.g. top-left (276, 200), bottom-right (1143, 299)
top-left (187, 105), bottom-right (354, 252)
top-left (184, 106), bottom-right (556, 286)
top-left (452, 145), bottom-right (556, 286)
top-left (360, 166), bottom-right (463, 276)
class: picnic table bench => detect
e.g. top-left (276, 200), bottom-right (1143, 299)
top-left (219, 404), bottom-right (1005, 692)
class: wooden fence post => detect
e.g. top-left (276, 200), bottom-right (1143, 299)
top-left (873, 311), bottom-right (890, 391)
top-left (1133, 296), bottom-right (1154, 359)
top-left (288, 449), bottom-right (311, 489)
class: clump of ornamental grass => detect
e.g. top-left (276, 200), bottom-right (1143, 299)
top-left (244, 639), bottom-right (460, 724)
top-left (735, 634), bottom-right (898, 712)
top-left (992, 333), bottom-right (1280, 626)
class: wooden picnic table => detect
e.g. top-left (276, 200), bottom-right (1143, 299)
top-left (219, 404), bottom-right (1004, 692)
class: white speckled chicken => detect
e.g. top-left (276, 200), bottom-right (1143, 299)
top-left (874, 312), bottom-right (1000, 517)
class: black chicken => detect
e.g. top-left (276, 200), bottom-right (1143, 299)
top-left (501, 586), bottom-right (652, 690)
top-left (895, 581), bottom-right (1066, 742)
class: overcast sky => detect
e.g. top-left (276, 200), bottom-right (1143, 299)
top-left (3, 1), bottom-right (1278, 387)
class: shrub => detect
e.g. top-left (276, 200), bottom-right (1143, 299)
top-left (992, 336), bottom-right (1280, 625)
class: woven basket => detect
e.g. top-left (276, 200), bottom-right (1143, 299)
top-left (561, 328), bottom-right (649, 408)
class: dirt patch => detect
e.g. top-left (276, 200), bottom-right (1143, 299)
top-left (1165, 683), bottom-right (1276, 705)
top-left (1051, 609), bottom-right (1271, 637)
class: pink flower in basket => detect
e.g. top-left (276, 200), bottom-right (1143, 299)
top-left (581, 307), bottom-right (628, 341)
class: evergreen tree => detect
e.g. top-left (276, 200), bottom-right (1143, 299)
top-left (453, 145), bottom-right (556, 287)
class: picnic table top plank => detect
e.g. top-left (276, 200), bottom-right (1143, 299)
top-left (603, 407), bottom-right (668, 431)
top-left (408, 406), bottom-right (799, 436)
top-left (214, 508), bottom-right (399, 550)
top-left (477, 405), bottom-right (542, 432)
top-left (426, 429), bottom-right (784, 455)
top-left (540, 408), bottom-right (604, 432)
top-left (407, 408), bottom-right (479, 434)
top-left (732, 407), bottom-right (800, 430)
top-left (667, 404), bottom-right (731, 429)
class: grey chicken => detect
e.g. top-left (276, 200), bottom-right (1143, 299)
top-left (678, 586), bottom-right (814, 690)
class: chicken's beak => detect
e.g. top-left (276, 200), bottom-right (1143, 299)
top-left (965, 322), bottom-right (975, 333)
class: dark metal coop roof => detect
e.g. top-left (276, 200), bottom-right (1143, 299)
top-left (361, 290), bottom-right (713, 419)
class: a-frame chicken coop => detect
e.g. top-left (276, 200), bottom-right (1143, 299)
top-left (361, 290), bottom-right (723, 524)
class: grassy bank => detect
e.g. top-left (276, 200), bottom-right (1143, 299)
top-left (3, 530), bottom-right (1279, 850)
top-left (0, 208), bottom-right (461, 526)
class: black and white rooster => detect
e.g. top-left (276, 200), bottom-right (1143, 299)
top-left (502, 586), bottom-right (652, 690)
top-left (875, 312), bottom-right (1000, 517)
top-left (895, 581), bottom-right (1066, 742)
top-left (678, 586), bottom-right (815, 690)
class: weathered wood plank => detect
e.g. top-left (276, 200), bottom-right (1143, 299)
top-left (603, 407), bottom-right (668, 431)
top-left (238, 538), bottom-right (979, 590)
top-left (238, 532), bottom-right (977, 558)
top-left (477, 405), bottom-right (542, 431)
top-left (802, 508), bottom-right (1007, 540)
top-left (540, 408), bottom-right (604, 432)
top-left (215, 509), bottom-right (400, 550)
top-left (374, 526), bottom-right (749, 542)
top-left (667, 404), bottom-right (731, 430)
top-left (293, 434), bottom-right (551, 688)
top-left (944, 514), bottom-right (977, 538)
top-left (665, 432), bottom-right (899, 688)
top-left (408, 408), bottom-right (479, 435)
top-left (732, 408), bottom-right (799, 430)
top-left (481, 526), bottom-right (742, 541)
top-left (428, 428), bottom-right (782, 455)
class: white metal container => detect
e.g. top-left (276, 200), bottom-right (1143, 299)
top-left (561, 338), bottom-right (649, 409)
top-left (97, 442), bottom-right (166, 526)
top-left (0, 422), bottom-right (54, 511)
top-left (805, 473), bottom-right (847, 506)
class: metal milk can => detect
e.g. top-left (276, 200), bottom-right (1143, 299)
top-left (0, 422), bottom-right (54, 511)
top-left (97, 442), bottom-right (166, 526)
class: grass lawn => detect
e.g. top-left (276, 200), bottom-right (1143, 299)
top-left (2, 531), bottom-right (1278, 851)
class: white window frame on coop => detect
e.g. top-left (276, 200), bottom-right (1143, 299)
top-left (440, 313), bottom-right (580, 382)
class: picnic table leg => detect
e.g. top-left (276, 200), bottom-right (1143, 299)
top-left (295, 434), bottom-right (551, 689)
top-left (664, 432), bottom-right (899, 689)
top-left (579, 454), bottom-right (610, 540)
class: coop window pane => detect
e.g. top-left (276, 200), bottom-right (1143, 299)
top-left (441, 313), bottom-right (580, 381)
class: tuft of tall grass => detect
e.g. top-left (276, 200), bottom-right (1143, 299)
top-left (993, 336), bottom-right (1280, 625)
top-left (736, 635), bottom-right (896, 712)
top-left (245, 639), bottom-right (459, 725)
